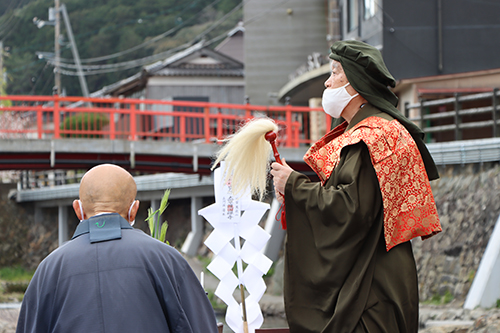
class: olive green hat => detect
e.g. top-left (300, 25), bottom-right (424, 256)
top-left (329, 40), bottom-right (439, 181)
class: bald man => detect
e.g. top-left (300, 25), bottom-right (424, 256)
top-left (17, 164), bottom-right (218, 333)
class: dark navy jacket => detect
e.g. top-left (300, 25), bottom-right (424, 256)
top-left (17, 213), bottom-right (218, 333)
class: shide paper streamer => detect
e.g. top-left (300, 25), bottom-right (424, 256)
top-left (199, 162), bottom-right (272, 333)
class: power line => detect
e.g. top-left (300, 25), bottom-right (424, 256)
top-left (50, 42), bottom-right (192, 74)
top-left (2, 0), bottom-right (209, 54)
top-left (54, 0), bottom-right (294, 77)
top-left (0, 0), bottom-right (23, 32)
top-left (5, 0), bottom-right (229, 75)
top-left (243, 0), bottom-right (290, 26)
top-left (29, 61), bottom-right (49, 95)
top-left (0, 0), bottom-right (32, 39)
top-left (49, 0), bottom-right (244, 76)
top-left (190, 0), bottom-right (244, 41)
top-left (57, 0), bottom-right (224, 64)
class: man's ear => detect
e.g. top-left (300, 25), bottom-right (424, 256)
top-left (129, 200), bottom-right (140, 222)
top-left (72, 200), bottom-right (83, 220)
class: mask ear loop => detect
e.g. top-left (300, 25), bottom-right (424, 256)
top-left (128, 201), bottom-right (136, 227)
top-left (342, 82), bottom-right (359, 97)
top-left (78, 200), bottom-right (84, 222)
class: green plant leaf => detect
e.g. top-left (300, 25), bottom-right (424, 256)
top-left (159, 189), bottom-right (171, 214)
top-left (145, 207), bottom-right (155, 222)
top-left (147, 212), bottom-right (156, 238)
top-left (145, 189), bottom-right (171, 243)
top-left (160, 221), bottom-right (168, 243)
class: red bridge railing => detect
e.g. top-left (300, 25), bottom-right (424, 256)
top-left (0, 95), bottom-right (328, 148)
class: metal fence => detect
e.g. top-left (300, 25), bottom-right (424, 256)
top-left (0, 95), bottom-right (326, 148)
top-left (18, 169), bottom-right (85, 190)
top-left (404, 88), bottom-right (500, 142)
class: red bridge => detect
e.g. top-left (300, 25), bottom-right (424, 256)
top-left (0, 95), bottom-right (328, 176)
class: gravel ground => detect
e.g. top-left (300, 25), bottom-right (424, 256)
top-left (2, 256), bottom-right (498, 333)
top-left (419, 302), bottom-right (500, 332)
top-left (0, 306), bottom-right (19, 333)
top-left (2, 303), bottom-right (500, 332)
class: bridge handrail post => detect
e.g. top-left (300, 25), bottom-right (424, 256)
top-left (130, 103), bottom-right (137, 141)
top-left (37, 104), bottom-right (43, 139)
top-left (204, 106), bottom-right (210, 143)
top-left (53, 95), bottom-right (60, 139)
top-left (109, 107), bottom-right (116, 140)
top-left (180, 113), bottom-right (186, 142)
top-left (293, 122), bottom-right (299, 148)
top-left (217, 107), bottom-right (222, 139)
top-left (285, 104), bottom-right (292, 148)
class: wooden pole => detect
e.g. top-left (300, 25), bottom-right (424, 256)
top-left (240, 284), bottom-right (249, 333)
top-left (54, 0), bottom-right (61, 95)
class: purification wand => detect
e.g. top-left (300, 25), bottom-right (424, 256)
top-left (264, 131), bottom-right (282, 165)
top-left (210, 118), bottom-right (287, 331)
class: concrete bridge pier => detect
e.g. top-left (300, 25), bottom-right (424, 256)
top-left (150, 198), bottom-right (159, 233)
top-left (58, 205), bottom-right (69, 246)
top-left (181, 196), bottom-right (204, 257)
top-left (34, 206), bottom-right (43, 225)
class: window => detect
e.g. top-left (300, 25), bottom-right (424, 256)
top-left (148, 96), bottom-right (209, 141)
top-left (348, 0), bottom-right (359, 32)
top-left (364, 0), bottom-right (378, 20)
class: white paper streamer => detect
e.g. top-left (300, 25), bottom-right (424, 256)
top-left (199, 163), bottom-right (272, 333)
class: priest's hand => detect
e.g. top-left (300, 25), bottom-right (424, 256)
top-left (270, 158), bottom-right (293, 203)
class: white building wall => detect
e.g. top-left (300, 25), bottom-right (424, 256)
top-left (244, 0), bottom-right (328, 106)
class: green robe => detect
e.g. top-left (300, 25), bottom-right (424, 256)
top-left (283, 106), bottom-right (419, 333)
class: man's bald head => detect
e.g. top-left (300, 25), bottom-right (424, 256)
top-left (76, 164), bottom-right (137, 220)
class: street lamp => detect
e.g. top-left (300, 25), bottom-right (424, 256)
top-left (32, 17), bottom-right (55, 29)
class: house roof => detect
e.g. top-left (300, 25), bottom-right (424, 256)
top-left (146, 41), bottom-right (244, 77)
top-left (393, 67), bottom-right (500, 94)
top-left (214, 21), bottom-right (244, 63)
top-left (94, 40), bottom-right (244, 97)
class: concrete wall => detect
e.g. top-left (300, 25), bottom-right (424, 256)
top-left (146, 76), bottom-right (245, 105)
top-left (413, 163), bottom-right (500, 303)
top-left (342, 0), bottom-right (383, 48)
top-left (244, 0), bottom-right (328, 106)
top-left (338, 0), bottom-right (500, 80)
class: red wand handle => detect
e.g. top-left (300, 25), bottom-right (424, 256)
top-left (265, 131), bottom-right (282, 165)
top-left (265, 131), bottom-right (287, 229)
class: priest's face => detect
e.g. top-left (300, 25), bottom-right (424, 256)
top-left (324, 61), bottom-right (349, 89)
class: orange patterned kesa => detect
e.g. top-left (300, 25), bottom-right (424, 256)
top-left (304, 116), bottom-right (442, 251)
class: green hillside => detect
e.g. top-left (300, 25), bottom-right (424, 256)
top-left (0, 0), bottom-right (242, 96)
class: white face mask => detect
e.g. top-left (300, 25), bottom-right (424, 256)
top-left (78, 199), bottom-right (84, 222)
top-left (322, 83), bottom-right (359, 118)
top-left (78, 200), bottom-right (136, 226)
top-left (128, 201), bottom-right (136, 227)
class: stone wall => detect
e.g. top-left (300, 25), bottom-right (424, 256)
top-left (413, 163), bottom-right (500, 303)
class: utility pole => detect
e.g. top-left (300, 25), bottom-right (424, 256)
top-left (35, 2), bottom-right (88, 97)
top-left (54, 0), bottom-right (61, 95)
top-left (0, 40), bottom-right (4, 94)
top-left (60, 4), bottom-right (89, 97)
top-left (0, 40), bottom-right (3, 78)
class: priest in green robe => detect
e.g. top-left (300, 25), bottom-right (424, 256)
top-left (270, 40), bottom-right (442, 333)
